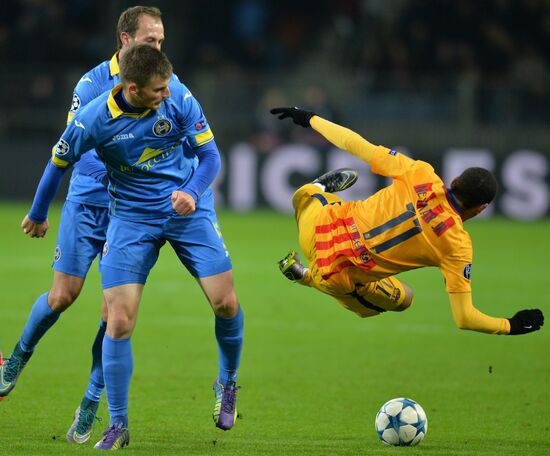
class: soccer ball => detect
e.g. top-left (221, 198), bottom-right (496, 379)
top-left (375, 397), bottom-right (428, 446)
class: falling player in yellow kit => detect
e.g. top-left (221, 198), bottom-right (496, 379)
top-left (270, 107), bottom-right (544, 336)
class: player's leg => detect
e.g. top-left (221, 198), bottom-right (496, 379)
top-left (278, 182), bottom-right (345, 286)
top-left (93, 217), bottom-right (160, 450)
top-left (66, 296), bottom-right (109, 444)
top-left (167, 190), bottom-right (242, 431)
top-left (335, 276), bottom-right (414, 318)
top-left (48, 203), bottom-right (109, 444)
top-left (1, 202), bottom-right (104, 400)
top-left (197, 271), bottom-right (243, 431)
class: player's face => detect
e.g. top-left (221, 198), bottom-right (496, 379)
top-left (124, 14), bottom-right (165, 51)
top-left (134, 76), bottom-right (171, 110)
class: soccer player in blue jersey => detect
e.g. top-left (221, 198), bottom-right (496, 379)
top-left (14, 44), bottom-right (244, 450)
top-left (0, 6), bottom-right (188, 445)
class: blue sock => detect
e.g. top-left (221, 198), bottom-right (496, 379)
top-left (84, 320), bottom-right (106, 402)
top-left (215, 306), bottom-right (244, 384)
top-left (19, 292), bottom-right (61, 353)
top-left (102, 334), bottom-right (132, 428)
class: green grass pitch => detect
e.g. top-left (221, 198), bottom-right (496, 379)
top-left (0, 202), bottom-right (548, 455)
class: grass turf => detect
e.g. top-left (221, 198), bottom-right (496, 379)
top-left (0, 202), bottom-right (548, 455)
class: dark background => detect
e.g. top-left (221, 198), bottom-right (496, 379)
top-left (0, 0), bottom-right (548, 214)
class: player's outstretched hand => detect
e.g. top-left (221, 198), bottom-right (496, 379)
top-left (172, 190), bottom-right (196, 216)
top-left (270, 107), bottom-right (316, 128)
top-left (21, 214), bottom-right (49, 238)
top-left (508, 308), bottom-right (544, 335)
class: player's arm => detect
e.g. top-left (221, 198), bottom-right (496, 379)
top-left (270, 107), bottom-right (379, 163)
top-left (448, 292), bottom-right (544, 335)
top-left (23, 117), bottom-right (96, 237)
top-left (172, 140), bottom-right (221, 216)
top-left (172, 88), bottom-right (220, 216)
top-left (22, 160), bottom-right (68, 237)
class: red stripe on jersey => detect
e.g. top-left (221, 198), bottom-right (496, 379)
top-left (321, 257), bottom-right (377, 280)
top-left (416, 191), bottom-right (437, 209)
top-left (433, 216), bottom-right (455, 236)
top-left (315, 217), bottom-right (355, 233)
top-left (317, 248), bottom-right (356, 267)
top-left (316, 231), bottom-right (360, 251)
top-left (421, 204), bottom-right (444, 223)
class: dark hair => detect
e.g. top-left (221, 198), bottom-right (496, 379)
top-left (116, 6), bottom-right (162, 50)
top-left (119, 44), bottom-right (172, 87)
top-left (452, 167), bottom-right (498, 209)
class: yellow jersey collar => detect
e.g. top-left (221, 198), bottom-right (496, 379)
top-left (107, 84), bottom-right (151, 119)
top-left (109, 53), bottom-right (120, 77)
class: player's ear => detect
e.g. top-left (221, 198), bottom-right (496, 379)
top-left (120, 32), bottom-right (132, 47)
top-left (127, 82), bottom-right (138, 97)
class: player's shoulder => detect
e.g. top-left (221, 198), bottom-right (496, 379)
top-left (74, 90), bottom-right (111, 123)
top-left (75, 60), bottom-right (111, 90)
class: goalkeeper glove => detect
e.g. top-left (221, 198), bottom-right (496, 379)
top-left (508, 309), bottom-right (544, 335)
top-left (270, 107), bottom-right (316, 128)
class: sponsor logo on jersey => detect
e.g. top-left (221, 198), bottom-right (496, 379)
top-left (79, 76), bottom-right (93, 83)
top-left (184, 91), bottom-right (192, 100)
top-left (54, 139), bottom-right (70, 156)
top-left (389, 149), bottom-right (397, 156)
top-left (70, 93), bottom-right (81, 112)
top-left (74, 120), bottom-right (85, 129)
top-left (112, 133), bottom-right (135, 141)
top-left (195, 121), bottom-right (206, 131)
top-left (54, 246), bottom-right (61, 262)
top-left (463, 263), bottom-right (472, 280)
top-left (152, 118), bottom-right (173, 137)
top-left (102, 242), bottom-right (109, 257)
top-left (133, 145), bottom-right (177, 171)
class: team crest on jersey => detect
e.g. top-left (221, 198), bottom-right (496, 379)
top-left (102, 242), bottom-right (109, 257)
top-left (463, 263), bottom-right (472, 280)
top-left (70, 93), bottom-right (81, 112)
top-left (54, 246), bottom-right (61, 262)
top-left (54, 139), bottom-right (70, 156)
top-left (152, 118), bottom-right (173, 137)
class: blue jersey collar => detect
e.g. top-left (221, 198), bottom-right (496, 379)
top-left (445, 187), bottom-right (462, 215)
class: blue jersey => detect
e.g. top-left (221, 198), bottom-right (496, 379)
top-left (66, 54), bottom-right (121, 207)
top-left (52, 80), bottom-right (215, 220)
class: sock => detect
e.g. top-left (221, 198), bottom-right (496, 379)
top-left (19, 292), bottom-right (61, 353)
top-left (80, 396), bottom-right (99, 414)
top-left (102, 334), bottom-right (132, 428)
top-left (84, 320), bottom-right (107, 402)
top-left (215, 306), bottom-right (244, 385)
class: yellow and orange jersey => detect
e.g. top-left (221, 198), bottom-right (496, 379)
top-left (314, 147), bottom-right (472, 294)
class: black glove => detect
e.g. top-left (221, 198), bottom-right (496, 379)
top-left (270, 107), bottom-right (316, 128)
top-left (508, 309), bottom-right (544, 335)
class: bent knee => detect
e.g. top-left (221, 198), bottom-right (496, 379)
top-left (48, 288), bottom-right (81, 312)
top-left (212, 293), bottom-right (239, 318)
top-left (394, 285), bottom-right (414, 312)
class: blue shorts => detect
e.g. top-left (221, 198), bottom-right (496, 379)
top-left (100, 191), bottom-right (232, 289)
top-left (53, 200), bottom-right (110, 278)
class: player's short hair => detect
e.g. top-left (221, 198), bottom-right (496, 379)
top-left (119, 44), bottom-right (172, 87)
top-left (452, 167), bottom-right (498, 209)
top-left (116, 6), bottom-right (162, 50)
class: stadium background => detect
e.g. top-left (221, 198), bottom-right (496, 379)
top-left (0, 0), bottom-right (549, 218)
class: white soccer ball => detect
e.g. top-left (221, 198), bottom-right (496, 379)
top-left (375, 397), bottom-right (428, 446)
